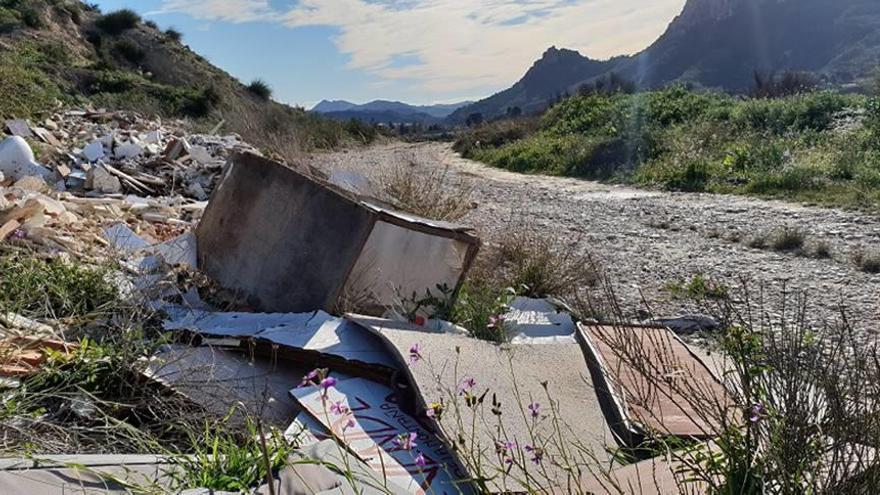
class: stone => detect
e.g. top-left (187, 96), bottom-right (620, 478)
top-left (0, 136), bottom-right (52, 181)
top-left (189, 145), bottom-right (214, 165)
top-left (82, 141), bottom-right (105, 162)
top-left (114, 141), bottom-right (143, 160)
top-left (5, 119), bottom-right (32, 138)
top-left (85, 166), bottom-right (122, 194)
top-left (13, 175), bottom-right (49, 193)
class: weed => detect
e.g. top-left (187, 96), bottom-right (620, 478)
top-left (747, 233), bottom-right (768, 249)
top-left (770, 226), bottom-right (807, 252)
top-left (0, 248), bottom-right (118, 320)
top-left (853, 248), bottom-right (880, 274)
top-left (247, 79), bottom-right (272, 101)
top-left (666, 273), bottom-right (729, 300)
top-left (450, 281), bottom-right (514, 343)
top-left (812, 240), bottom-right (832, 259)
top-left (169, 411), bottom-right (295, 492)
top-left (96, 9), bottom-right (140, 35)
top-left (381, 158), bottom-right (474, 221)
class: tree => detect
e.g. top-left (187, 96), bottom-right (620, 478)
top-left (506, 106), bottom-right (522, 118)
top-left (465, 112), bottom-right (483, 127)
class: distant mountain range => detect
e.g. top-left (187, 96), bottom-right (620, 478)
top-left (448, 0), bottom-right (880, 123)
top-left (312, 99), bottom-right (472, 124)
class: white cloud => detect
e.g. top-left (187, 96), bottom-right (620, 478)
top-left (158, 0), bottom-right (686, 93)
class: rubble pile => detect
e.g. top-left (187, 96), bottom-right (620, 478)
top-left (0, 111), bottom-right (259, 255)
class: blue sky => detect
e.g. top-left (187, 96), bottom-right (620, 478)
top-left (92, 0), bottom-right (685, 109)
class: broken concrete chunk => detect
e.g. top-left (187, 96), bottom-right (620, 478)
top-left (162, 138), bottom-right (186, 160)
top-left (13, 175), bottom-right (49, 193)
top-left (85, 165), bottom-right (122, 193)
top-left (5, 119), bottom-right (32, 138)
top-left (81, 140), bottom-right (105, 162)
top-left (143, 130), bottom-right (162, 144)
top-left (504, 296), bottom-right (577, 344)
top-left (114, 141), bottom-right (144, 160)
top-left (189, 145), bottom-right (213, 165)
top-left (0, 136), bottom-right (52, 181)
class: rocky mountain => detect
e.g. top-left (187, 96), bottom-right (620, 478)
top-left (450, 0), bottom-right (880, 123)
top-left (313, 99), bottom-right (472, 124)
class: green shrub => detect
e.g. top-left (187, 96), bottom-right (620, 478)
top-left (19, 5), bottom-right (41, 28)
top-left (113, 39), bottom-right (145, 64)
top-left (165, 27), bottom-right (182, 42)
top-left (246, 79), bottom-right (272, 100)
top-left (0, 6), bottom-right (21, 33)
top-left (96, 9), bottom-right (140, 35)
top-left (0, 52), bottom-right (63, 118)
top-left (770, 226), bottom-right (807, 252)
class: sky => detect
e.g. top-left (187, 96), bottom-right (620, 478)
top-left (92, 0), bottom-right (686, 109)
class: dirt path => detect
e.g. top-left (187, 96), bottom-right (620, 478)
top-left (305, 142), bottom-right (880, 343)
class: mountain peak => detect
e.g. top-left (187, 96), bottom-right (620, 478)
top-left (675, 0), bottom-right (743, 26)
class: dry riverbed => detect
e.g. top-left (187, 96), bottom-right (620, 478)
top-left (305, 142), bottom-right (880, 345)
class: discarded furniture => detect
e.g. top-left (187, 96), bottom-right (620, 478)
top-left (577, 323), bottom-right (727, 449)
top-left (197, 152), bottom-right (480, 313)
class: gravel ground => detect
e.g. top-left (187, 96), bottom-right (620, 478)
top-left (304, 142), bottom-right (880, 343)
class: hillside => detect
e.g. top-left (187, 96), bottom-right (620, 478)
top-left (0, 1), bottom-right (375, 157)
top-left (451, 0), bottom-right (880, 122)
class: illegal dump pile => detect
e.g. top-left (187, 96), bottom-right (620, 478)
top-left (1, 110), bottom-right (875, 494)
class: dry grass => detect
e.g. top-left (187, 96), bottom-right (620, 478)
top-left (381, 155), bottom-right (474, 222)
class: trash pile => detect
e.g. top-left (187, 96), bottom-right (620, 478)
top-left (0, 112), bottom-right (728, 494)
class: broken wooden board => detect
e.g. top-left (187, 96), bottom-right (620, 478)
top-left (577, 323), bottom-right (728, 448)
top-left (347, 315), bottom-right (616, 492)
top-left (292, 376), bottom-right (474, 495)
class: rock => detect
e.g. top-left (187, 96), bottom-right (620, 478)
top-left (82, 140), bottom-right (105, 162)
top-left (189, 145), bottom-right (214, 165)
top-left (0, 136), bottom-right (52, 181)
top-left (85, 166), bottom-right (121, 193)
top-left (13, 175), bottom-right (49, 193)
top-left (163, 138), bottom-right (186, 160)
top-left (5, 119), bottom-right (32, 138)
top-left (143, 130), bottom-right (162, 143)
top-left (114, 141), bottom-right (143, 160)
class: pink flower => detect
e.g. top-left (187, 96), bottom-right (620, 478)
top-left (393, 432), bottom-right (418, 450)
top-left (414, 453), bottom-right (426, 467)
top-left (409, 343), bottom-right (423, 364)
top-left (528, 402), bottom-right (541, 419)
top-left (749, 403), bottom-right (766, 423)
top-left (299, 369), bottom-right (319, 388)
top-left (330, 401), bottom-right (349, 416)
top-left (458, 377), bottom-right (476, 396)
top-left (320, 376), bottom-right (337, 390)
top-left (343, 417), bottom-right (356, 430)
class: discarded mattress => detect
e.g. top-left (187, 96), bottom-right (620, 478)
top-left (196, 152), bottom-right (480, 313)
top-left (577, 323), bottom-right (727, 448)
top-left (347, 315), bottom-right (615, 493)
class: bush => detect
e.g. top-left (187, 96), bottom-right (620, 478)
top-left (113, 39), bottom-right (145, 64)
top-left (770, 226), bottom-right (807, 252)
top-left (19, 6), bottom-right (41, 28)
top-left (165, 27), bottom-right (182, 42)
top-left (246, 79), bottom-right (272, 100)
top-left (0, 7), bottom-right (21, 33)
top-left (96, 9), bottom-right (140, 35)
top-left (144, 19), bottom-right (157, 29)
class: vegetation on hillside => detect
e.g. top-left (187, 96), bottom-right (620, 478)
top-left (455, 85), bottom-right (880, 209)
top-left (0, 1), bottom-right (377, 156)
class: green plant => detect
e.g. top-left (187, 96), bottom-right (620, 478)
top-left (246, 79), bottom-right (272, 100)
top-left (165, 27), bottom-right (182, 42)
top-left (812, 240), bottom-right (832, 259)
top-left (666, 274), bottom-right (729, 300)
top-left (96, 9), bottom-right (140, 35)
top-left (113, 39), bottom-right (145, 64)
top-left (450, 281), bottom-right (514, 343)
top-left (170, 412), bottom-right (295, 492)
top-left (853, 248), bottom-right (880, 274)
top-left (0, 249), bottom-right (118, 319)
top-left (770, 226), bottom-right (807, 252)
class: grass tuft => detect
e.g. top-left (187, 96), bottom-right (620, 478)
top-left (770, 226), bottom-right (807, 252)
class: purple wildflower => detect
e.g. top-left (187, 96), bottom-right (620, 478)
top-left (320, 376), bottom-right (337, 390)
top-left (393, 432), bottom-right (418, 450)
top-left (749, 403), bottom-right (766, 423)
top-left (524, 445), bottom-right (543, 465)
top-left (458, 377), bottom-right (476, 396)
top-left (299, 369), bottom-right (319, 388)
top-left (11, 229), bottom-right (26, 239)
top-left (330, 401), bottom-right (349, 416)
top-left (409, 343), bottom-right (423, 364)
top-left (528, 402), bottom-right (540, 419)
top-left (414, 453), bottom-right (426, 468)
